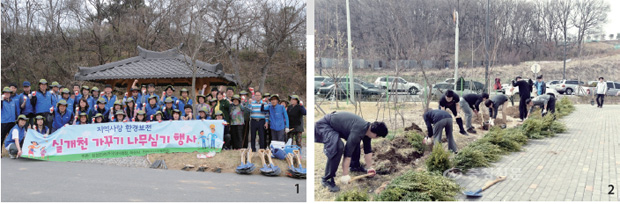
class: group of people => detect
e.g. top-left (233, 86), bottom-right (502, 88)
top-left (2, 79), bottom-right (306, 159)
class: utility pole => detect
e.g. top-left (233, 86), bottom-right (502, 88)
top-left (454, 10), bottom-right (459, 91)
top-left (346, 0), bottom-right (354, 103)
top-left (563, 33), bottom-right (567, 80)
top-left (484, 0), bottom-right (490, 93)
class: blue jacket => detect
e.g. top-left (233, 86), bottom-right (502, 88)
top-left (268, 104), bottom-right (289, 131)
top-left (18, 92), bottom-right (34, 115)
top-left (87, 96), bottom-right (99, 112)
top-left (51, 92), bottom-right (61, 108)
top-left (33, 90), bottom-right (54, 114)
top-left (93, 107), bottom-right (110, 122)
top-left (102, 94), bottom-right (117, 110)
top-left (123, 94), bottom-right (142, 109)
top-left (36, 126), bottom-right (49, 135)
top-left (178, 97), bottom-right (193, 116)
top-left (139, 93), bottom-right (160, 106)
top-left (60, 97), bottom-right (75, 112)
top-left (159, 95), bottom-right (178, 109)
top-left (52, 109), bottom-right (74, 132)
top-left (4, 124), bottom-right (26, 148)
top-left (1, 98), bottom-right (19, 123)
top-left (145, 104), bottom-right (160, 121)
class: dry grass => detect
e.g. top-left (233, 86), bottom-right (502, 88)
top-left (313, 101), bottom-right (522, 201)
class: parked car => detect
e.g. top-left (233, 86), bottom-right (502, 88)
top-left (320, 77), bottom-right (377, 89)
top-left (430, 82), bottom-right (479, 98)
top-left (317, 82), bottom-right (382, 100)
top-left (374, 77), bottom-right (422, 95)
top-left (315, 76), bottom-right (330, 93)
top-left (555, 80), bottom-right (585, 95)
top-left (546, 80), bottom-right (560, 90)
top-left (605, 81), bottom-right (620, 96)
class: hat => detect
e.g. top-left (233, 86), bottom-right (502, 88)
top-left (264, 93), bottom-right (271, 97)
top-left (113, 100), bottom-right (122, 106)
top-left (51, 81), bottom-right (60, 87)
top-left (105, 84), bottom-right (112, 88)
top-left (239, 90), bottom-right (249, 95)
top-left (148, 95), bottom-right (158, 101)
top-left (79, 112), bottom-right (88, 117)
top-left (91, 87), bottom-right (100, 92)
top-left (180, 88), bottom-right (189, 93)
top-left (155, 111), bottom-right (163, 116)
top-left (536, 75), bottom-right (543, 79)
top-left (17, 114), bottom-right (28, 121)
top-left (197, 94), bottom-right (206, 100)
top-left (94, 113), bottom-right (103, 118)
top-left (164, 97), bottom-right (174, 103)
top-left (172, 109), bottom-right (181, 113)
top-left (35, 115), bottom-right (45, 120)
top-left (23, 81), bottom-right (31, 87)
top-left (136, 110), bottom-right (146, 115)
top-left (115, 110), bottom-right (125, 116)
top-left (165, 85), bottom-right (175, 91)
top-left (289, 95), bottom-right (300, 102)
top-left (232, 94), bottom-right (241, 102)
top-left (2, 87), bottom-right (12, 93)
top-left (198, 107), bottom-right (209, 113)
top-left (370, 121), bottom-right (388, 137)
top-left (39, 79), bottom-right (48, 84)
top-left (214, 110), bottom-right (223, 116)
top-left (269, 94), bottom-right (280, 101)
top-left (209, 98), bottom-right (217, 103)
top-left (97, 98), bottom-right (106, 104)
top-left (61, 88), bottom-right (70, 94)
top-left (57, 100), bottom-right (68, 106)
top-left (126, 97), bottom-right (134, 103)
top-left (81, 85), bottom-right (90, 90)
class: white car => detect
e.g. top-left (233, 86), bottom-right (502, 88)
top-left (374, 77), bottom-right (422, 95)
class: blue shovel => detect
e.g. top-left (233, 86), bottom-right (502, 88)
top-left (464, 176), bottom-right (506, 198)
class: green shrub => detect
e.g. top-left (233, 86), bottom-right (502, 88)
top-left (405, 131), bottom-right (425, 153)
top-left (504, 127), bottom-right (528, 145)
top-left (335, 190), bottom-right (369, 201)
top-left (453, 146), bottom-right (490, 171)
top-left (426, 145), bottom-right (452, 173)
top-left (469, 141), bottom-right (504, 162)
top-left (375, 170), bottom-right (461, 201)
top-left (555, 97), bottom-right (575, 118)
top-left (521, 114), bottom-right (566, 139)
top-left (482, 126), bottom-right (522, 152)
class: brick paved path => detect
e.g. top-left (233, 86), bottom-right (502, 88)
top-left (454, 105), bottom-right (620, 201)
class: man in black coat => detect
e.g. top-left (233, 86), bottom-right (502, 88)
top-left (315, 112), bottom-right (388, 192)
top-left (438, 90), bottom-right (468, 135)
top-left (511, 76), bottom-right (533, 122)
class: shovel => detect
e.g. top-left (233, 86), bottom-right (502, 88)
top-left (258, 150), bottom-right (274, 174)
top-left (236, 149), bottom-right (248, 171)
top-left (293, 150), bottom-right (306, 174)
top-left (265, 149), bottom-right (281, 176)
top-left (464, 176), bottom-right (507, 198)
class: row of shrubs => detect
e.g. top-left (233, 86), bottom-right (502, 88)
top-left (335, 97), bottom-right (575, 201)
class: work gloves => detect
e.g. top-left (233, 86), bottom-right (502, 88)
top-left (340, 175), bottom-right (351, 185)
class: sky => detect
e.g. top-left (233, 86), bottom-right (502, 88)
top-left (604, 0), bottom-right (620, 35)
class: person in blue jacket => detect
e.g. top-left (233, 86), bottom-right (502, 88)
top-left (2, 87), bottom-right (21, 145)
top-left (52, 100), bottom-right (74, 133)
top-left (31, 115), bottom-right (50, 135)
top-left (162, 97), bottom-right (175, 120)
top-left (102, 84), bottom-right (117, 110)
top-left (93, 113), bottom-right (104, 124)
top-left (93, 98), bottom-right (110, 122)
top-left (5, 115), bottom-right (28, 159)
top-left (110, 110), bottom-right (127, 122)
top-left (30, 79), bottom-right (54, 130)
top-left (88, 86), bottom-right (101, 109)
top-left (59, 88), bottom-right (75, 112)
top-left (49, 81), bottom-right (61, 106)
top-left (267, 94), bottom-right (289, 142)
top-left (144, 95), bottom-right (160, 121)
top-left (178, 88), bottom-right (193, 116)
top-left (140, 83), bottom-right (159, 106)
top-left (160, 85), bottom-right (178, 108)
top-left (197, 107), bottom-right (211, 120)
top-left (18, 81), bottom-right (35, 126)
top-left (75, 85), bottom-right (90, 108)
top-left (75, 112), bottom-right (90, 125)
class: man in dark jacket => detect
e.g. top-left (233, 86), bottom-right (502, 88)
top-left (287, 95), bottom-right (306, 146)
top-left (423, 109), bottom-right (458, 153)
top-left (511, 76), bottom-right (533, 122)
top-left (438, 90), bottom-right (468, 135)
top-left (484, 94), bottom-right (509, 126)
top-left (315, 112), bottom-right (387, 192)
top-left (461, 93), bottom-right (489, 133)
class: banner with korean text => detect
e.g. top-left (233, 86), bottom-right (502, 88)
top-left (21, 120), bottom-right (225, 161)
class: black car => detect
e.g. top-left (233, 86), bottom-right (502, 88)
top-left (317, 82), bottom-right (382, 100)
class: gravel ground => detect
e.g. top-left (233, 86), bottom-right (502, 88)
top-left (70, 156), bottom-right (150, 168)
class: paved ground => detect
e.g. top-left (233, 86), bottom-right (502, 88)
top-left (1, 158), bottom-right (306, 202)
top-left (454, 104), bottom-right (620, 201)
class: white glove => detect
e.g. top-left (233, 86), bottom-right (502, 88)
top-left (340, 175), bottom-right (351, 184)
top-left (542, 110), bottom-right (547, 114)
top-left (490, 120), bottom-right (495, 126)
top-left (285, 128), bottom-right (290, 133)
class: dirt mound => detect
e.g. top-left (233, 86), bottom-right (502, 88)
top-left (494, 118), bottom-right (507, 126)
top-left (504, 106), bottom-right (521, 118)
top-left (404, 122), bottom-right (424, 134)
top-left (373, 135), bottom-right (423, 175)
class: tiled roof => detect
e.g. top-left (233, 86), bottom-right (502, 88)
top-left (75, 45), bottom-right (236, 84)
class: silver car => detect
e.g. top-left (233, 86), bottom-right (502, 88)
top-left (604, 81), bottom-right (620, 96)
top-left (555, 80), bottom-right (585, 95)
